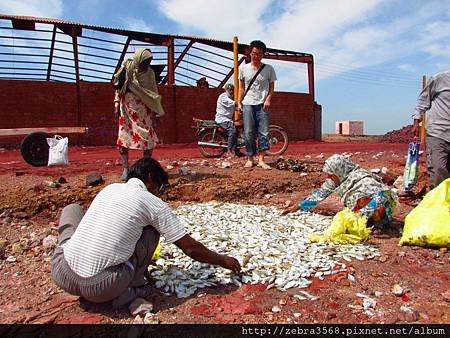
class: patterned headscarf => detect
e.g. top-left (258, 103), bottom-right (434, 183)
top-left (322, 154), bottom-right (391, 209)
top-left (114, 48), bottom-right (165, 116)
top-left (323, 154), bottom-right (359, 183)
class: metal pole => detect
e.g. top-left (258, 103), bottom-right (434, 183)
top-left (420, 75), bottom-right (426, 144)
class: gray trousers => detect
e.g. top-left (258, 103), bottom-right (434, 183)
top-left (51, 204), bottom-right (159, 304)
top-left (426, 135), bottom-right (450, 188)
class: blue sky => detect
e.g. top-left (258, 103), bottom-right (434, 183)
top-left (1, 0), bottom-right (449, 135)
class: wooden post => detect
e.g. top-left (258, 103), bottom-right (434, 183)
top-left (233, 36), bottom-right (242, 126)
top-left (420, 75), bottom-right (426, 144)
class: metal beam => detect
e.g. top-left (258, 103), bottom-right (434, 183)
top-left (161, 40), bottom-right (193, 85)
top-left (113, 36), bottom-right (131, 78)
top-left (167, 37), bottom-right (175, 85)
top-left (219, 56), bottom-right (244, 88)
top-left (71, 27), bottom-right (81, 126)
top-left (47, 25), bottom-right (57, 81)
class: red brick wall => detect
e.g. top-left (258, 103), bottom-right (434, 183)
top-left (0, 80), bottom-right (318, 146)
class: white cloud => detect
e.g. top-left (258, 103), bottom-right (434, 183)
top-left (158, 0), bottom-right (271, 41)
top-left (398, 64), bottom-right (417, 72)
top-left (0, 0), bottom-right (63, 18)
top-left (120, 17), bottom-right (153, 33)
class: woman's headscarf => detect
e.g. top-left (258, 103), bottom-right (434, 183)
top-left (114, 48), bottom-right (165, 116)
top-left (322, 154), bottom-right (389, 209)
top-left (323, 154), bottom-right (359, 183)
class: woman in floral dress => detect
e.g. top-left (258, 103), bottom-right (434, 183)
top-left (113, 48), bottom-right (165, 180)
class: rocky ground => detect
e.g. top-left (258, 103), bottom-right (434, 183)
top-left (0, 141), bottom-right (448, 324)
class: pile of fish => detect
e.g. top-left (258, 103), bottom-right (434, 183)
top-left (150, 202), bottom-right (379, 298)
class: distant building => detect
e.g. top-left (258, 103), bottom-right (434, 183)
top-left (335, 120), bottom-right (364, 136)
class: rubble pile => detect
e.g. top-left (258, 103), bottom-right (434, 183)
top-left (275, 158), bottom-right (322, 173)
top-left (381, 125), bottom-right (414, 143)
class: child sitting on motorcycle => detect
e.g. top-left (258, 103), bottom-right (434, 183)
top-left (215, 83), bottom-right (237, 158)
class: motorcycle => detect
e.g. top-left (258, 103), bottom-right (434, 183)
top-left (193, 118), bottom-right (288, 158)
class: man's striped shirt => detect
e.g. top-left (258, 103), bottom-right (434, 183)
top-left (63, 178), bottom-right (187, 278)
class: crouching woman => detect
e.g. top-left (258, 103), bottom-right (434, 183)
top-left (282, 154), bottom-right (397, 228)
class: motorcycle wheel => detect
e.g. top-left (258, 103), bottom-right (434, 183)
top-left (266, 126), bottom-right (288, 156)
top-left (198, 130), bottom-right (227, 158)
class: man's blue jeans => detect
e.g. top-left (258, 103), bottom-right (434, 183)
top-left (243, 104), bottom-right (270, 156)
top-left (218, 121), bottom-right (237, 151)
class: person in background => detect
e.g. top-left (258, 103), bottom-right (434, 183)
top-left (113, 48), bottom-right (165, 181)
top-left (411, 70), bottom-right (450, 189)
top-left (52, 157), bottom-right (241, 313)
top-left (238, 40), bottom-right (277, 170)
top-left (282, 154), bottom-right (397, 229)
top-left (215, 83), bottom-right (237, 157)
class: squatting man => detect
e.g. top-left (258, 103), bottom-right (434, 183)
top-left (51, 157), bottom-right (241, 312)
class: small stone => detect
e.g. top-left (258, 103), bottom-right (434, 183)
top-left (12, 211), bottom-right (28, 219)
top-left (12, 243), bottom-right (23, 255)
top-left (143, 312), bottom-right (160, 324)
top-left (129, 298), bottom-right (154, 316)
top-left (271, 305), bottom-right (281, 313)
top-left (398, 251), bottom-right (406, 257)
top-left (220, 161), bottom-right (231, 169)
top-left (86, 173), bottom-right (103, 187)
top-left (441, 290), bottom-right (450, 302)
top-left (0, 210), bottom-right (11, 218)
top-left (6, 255), bottom-right (16, 263)
top-left (279, 299), bottom-right (287, 306)
top-left (57, 177), bottom-right (67, 184)
top-left (293, 312), bottom-right (301, 318)
top-left (166, 165), bottom-right (174, 170)
top-left (326, 312), bottom-right (337, 320)
top-left (44, 180), bottom-right (61, 188)
top-left (284, 200), bottom-right (292, 208)
top-left (300, 173), bottom-right (308, 176)
top-left (42, 235), bottom-right (58, 250)
top-left (379, 256), bottom-right (388, 263)
top-left (133, 315), bottom-right (144, 324)
top-left (374, 291), bottom-right (383, 297)
top-left (264, 194), bottom-right (272, 199)
top-left (392, 284), bottom-right (405, 296)
top-left (347, 274), bottom-right (356, 282)
top-left (381, 167), bottom-right (388, 174)
top-left (399, 306), bottom-right (419, 322)
top-left (190, 170), bottom-right (198, 177)
top-left (371, 168), bottom-right (381, 174)
top-left (179, 167), bottom-right (189, 175)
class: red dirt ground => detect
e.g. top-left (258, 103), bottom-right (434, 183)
top-left (0, 141), bottom-right (448, 324)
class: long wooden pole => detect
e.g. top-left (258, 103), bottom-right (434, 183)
top-left (420, 75), bottom-right (426, 144)
top-left (233, 36), bottom-right (242, 125)
top-left (233, 36), bottom-right (239, 97)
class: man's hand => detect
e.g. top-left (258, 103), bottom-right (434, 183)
top-left (263, 98), bottom-right (271, 112)
top-left (281, 204), bottom-right (299, 215)
top-left (412, 119), bottom-right (420, 138)
top-left (237, 102), bottom-right (243, 112)
top-left (220, 255), bottom-right (241, 274)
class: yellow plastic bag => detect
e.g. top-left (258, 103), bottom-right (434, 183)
top-left (310, 208), bottom-right (371, 244)
top-left (400, 178), bottom-right (450, 247)
top-left (151, 242), bottom-right (161, 261)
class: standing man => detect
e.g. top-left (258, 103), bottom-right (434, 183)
top-left (238, 40), bottom-right (277, 170)
top-left (411, 70), bottom-right (450, 189)
top-left (52, 157), bottom-right (240, 312)
top-left (215, 83), bottom-right (237, 157)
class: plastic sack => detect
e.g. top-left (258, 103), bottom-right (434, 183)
top-left (151, 241), bottom-right (161, 261)
top-left (403, 142), bottom-right (420, 191)
top-left (47, 135), bottom-right (69, 166)
top-left (310, 208), bottom-right (372, 244)
top-left (400, 178), bottom-right (450, 247)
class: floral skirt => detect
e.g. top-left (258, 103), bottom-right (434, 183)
top-left (117, 92), bottom-right (158, 150)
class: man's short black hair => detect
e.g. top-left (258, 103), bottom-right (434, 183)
top-left (127, 157), bottom-right (168, 191)
top-left (250, 40), bottom-right (267, 54)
